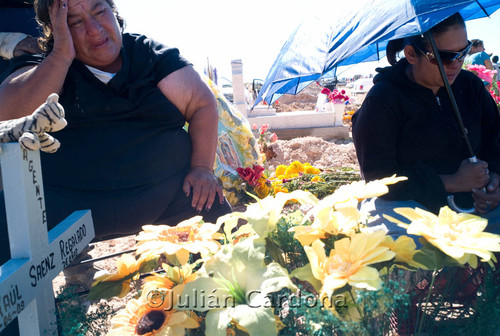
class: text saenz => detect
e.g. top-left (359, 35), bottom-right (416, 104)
top-left (29, 253), bottom-right (55, 287)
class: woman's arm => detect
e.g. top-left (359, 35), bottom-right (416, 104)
top-left (484, 58), bottom-right (493, 70)
top-left (0, 0), bottom-right (74, 120)
top-left (0, 55), bottom-right (70, 120)
top-left (157, 65), bottom-right (223, 212)
top-left (159, 66), bottom-right (218, 170)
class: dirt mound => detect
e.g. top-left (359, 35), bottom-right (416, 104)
top-left (272, 84), bottom-right (366, 112)
top-left (265, 136), bottom-right (359, 171)
top-left (274, 84), bottom-right (321, 112)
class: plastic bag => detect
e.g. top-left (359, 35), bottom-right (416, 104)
top-left (203, 76), bottom-right (262, 204)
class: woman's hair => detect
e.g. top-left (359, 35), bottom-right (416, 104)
top-left (34, 0), bottom-right (125, 52)
top-left (471, 39), bottom-right (484, 48)
top-left (385, 12), bottom-right (466, 65)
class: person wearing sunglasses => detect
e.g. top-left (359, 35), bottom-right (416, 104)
top-left (352, 12), bottom-right (500, 239)
top-left (411, 40), bottom-right (472, 66)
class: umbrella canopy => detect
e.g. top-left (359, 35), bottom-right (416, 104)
top-left (255, 0), bottom-right (500, 105)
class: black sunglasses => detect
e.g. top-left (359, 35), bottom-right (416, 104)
top-left (412, 41), bottom-right (472, 65)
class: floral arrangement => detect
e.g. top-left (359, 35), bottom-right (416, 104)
top-left (320, 87), bottom-right (350, 104)
top-left (465, 64), bottom-right (497, 84)
top-left (235, 161), bottom-right (359, 201)
top-left (236, 164), bottom-right (271, 199)
top-left (88, 175), bottom-right (500, 335)
top-left (489, 82), bottom-right (500, 105)
top-left (342, 110), bottom-right (356, 127)
top-left (252, 123), bottom-right (279, 162)
top-left (465, 64), bottom-right (500, 109)
top-left (234, 161), bottom-right (321, 200)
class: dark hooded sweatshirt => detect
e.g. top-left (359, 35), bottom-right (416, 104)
top-left (352, 59), bottom-right (500, 213)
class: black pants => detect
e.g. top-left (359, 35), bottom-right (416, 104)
top-left (45, 174), bottom-right (231, 240)
top-left (1, 175), bottom-right (231, 264)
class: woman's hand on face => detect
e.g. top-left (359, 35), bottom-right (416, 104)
top-left (472, 172), bottom-right (500, 213)
top-left (454, 159), bottom-right (490, 191)
top-left (49, 0), bottom-right (76, 63)
top-left (183, 166), bottom-right (224, 212)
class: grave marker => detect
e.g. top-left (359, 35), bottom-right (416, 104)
top-left (0, 143), bottom-right (94, 335)
top-left (231, 59), bottom-right (247, 116)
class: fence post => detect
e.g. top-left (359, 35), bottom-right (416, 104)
top-left (0, 143), bottom-right (94, 335)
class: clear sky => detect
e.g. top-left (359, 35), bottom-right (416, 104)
top-left (115, 0), bottom-right (500, 83)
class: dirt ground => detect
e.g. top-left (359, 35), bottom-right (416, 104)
top-left (265, 137), bottom-right (359, 171)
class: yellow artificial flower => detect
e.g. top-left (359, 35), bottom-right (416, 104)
top-left (107, 296), bottom-right (199, 336)
top-left (135, 216), bottom-right (222, 265)
top-left (381, 235), bottom-right (426, 270)
top-left (299, 175), bottom-right (407, 230)
top-left (387, 206), bottom-right (500, 267)
top-left (141, 264), bottom-right (198, 309)
top-left (310, 175), bottom-right (324, 182)
top-left (224, 190), bottom-right (240, 206)
top-left (272, 184), bottom-right (289, 194)
top-left (92, 254), bottom-right (147, 298)
top-left (304, 231), bottom-right (395, 299)
top-left (285, 161), bottom-right (305, 177)
top-left (304, 164), bottom-right (321, 175)
top-left (291, 199), bottom-right (361, 246)
top-left (254, 177), bottom-right (271, 198)
top-left (275, 164), bottom-right (287, 177)
top-left (327, 175), bottom-right (407, 206)
top-left (142, 274), bottom-right (175, 296)
top-left (142, 264), bottom-right (195, 293)
top-left (290, 225), bottom-right (327, 246)
top-left (293, 177), bottom-right (408, 249)
top-left (218, 190), bottom-right (319, 240)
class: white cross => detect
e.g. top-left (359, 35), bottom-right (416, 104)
top-left (0, 143), bottom-right (94, 335)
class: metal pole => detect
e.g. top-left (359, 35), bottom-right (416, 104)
top-left (425, 32), bottom-right (477, 214)
top-left (425, 32), bottom-right (475, 158)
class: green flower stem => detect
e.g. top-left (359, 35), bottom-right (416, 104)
top-left (348, 289), bottom-right (363, 319)
top-left (416, 269), bottom-right (438, 335)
